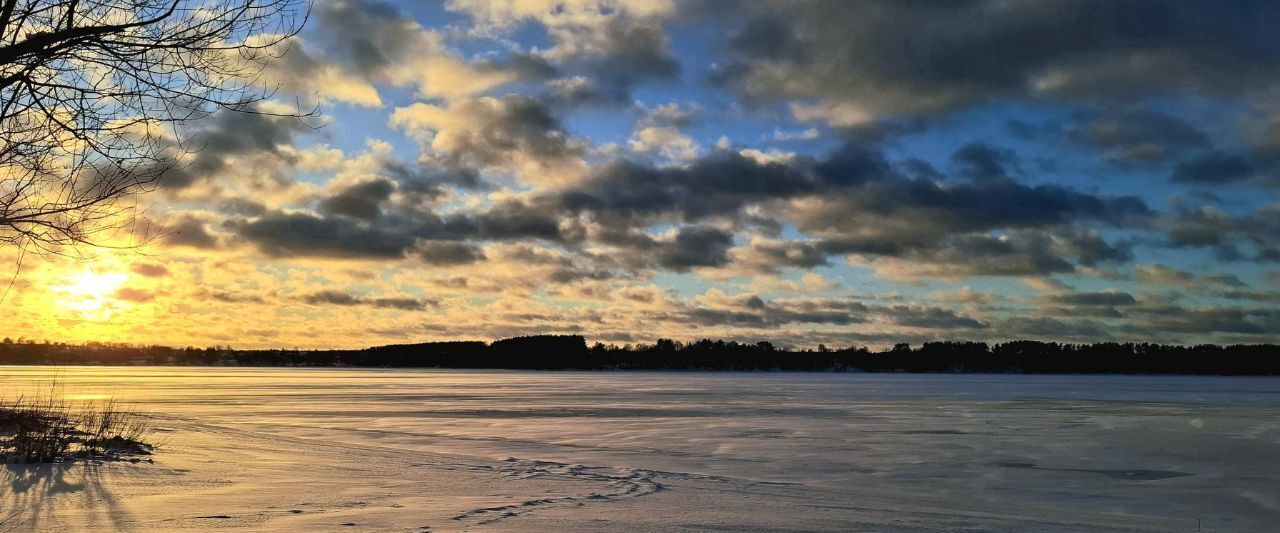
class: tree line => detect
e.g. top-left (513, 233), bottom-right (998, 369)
top-left (1, 336), bottom-right (1277, 375)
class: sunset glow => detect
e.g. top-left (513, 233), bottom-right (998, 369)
top-left (55, 270), bottom-right (128, 321)
top-left (2, 2), bottom-right (1280, 532)
top-left (0, 0), bottom-right (1277, 351)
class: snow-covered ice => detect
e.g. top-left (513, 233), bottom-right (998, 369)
top-left (2, 367), bottom-right (1278, 531)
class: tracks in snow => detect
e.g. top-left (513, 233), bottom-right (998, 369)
top-left (451, 458), bottom-right (664, 527)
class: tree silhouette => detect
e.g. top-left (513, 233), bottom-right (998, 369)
top-left (0, 0), bottom-right (308, 254)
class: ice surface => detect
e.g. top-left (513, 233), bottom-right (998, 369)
top-left (2, 367), bottom-right (1278, 531)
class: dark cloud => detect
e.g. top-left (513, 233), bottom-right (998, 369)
top-left (713, 1), bottom-right (1280, 120)
top-left (207, 291), bottom-right (267, 304)
top-left (233, 212), bottom-right (417, 259)
top-left (393, 96), bottom-right (580, 181)
top-left (1214, 290), bottom-right (1280, 304)
top-left (417, 241), bottom-right (486, 266)
top-left (164, 216), bottom-right (220, 249)
top-left (1057, 231), bottom-right (1132, 267)
top-left (547, 266), bottom-right (614, 284)
top-left (483, 53), bottom-right (558, 81)
top-left (162, 110), bottom-right (309, 190)
top-left (1133, 305), bottom-right (1280, 335)
top-left (1172, 152), bottom-right (1257, 184)
top-left (571, 19), bottom-right (680, 103)
top-left (655, 226), bottom-right (734, 271)
top-left (367, 297), bottom-right (430, 310)
top-left (232, 196), bottom-right (570, 260)
top-left (1045, 305), bottom-right (1124, 319)
top-left (733, 240), bottom-right (829, 273)
top-left (670, 295), bottom-right (988, 331)
top-left (884, 305), bottom-right (988, 330)
top-left (448, 97), bottom-right (569, 168)
top-left (470, 203), bottom-right (566, 242)
top-left (302, 290), bottom-right (434, 311)
top-left (790, 147), bottom-right (1150, 266)
top-left (1000, 317), bottom-right (1109, 339)
top-left (218, 198), bottom-right (270, 217)
top-left (224, 130), bottom-right (1150, 282)
top-left (676, 294), bottom-right (865, 328)
top-left (843, 232), bottom-right (1078, 278)
top-left (1163, 205), bottom-right (1280, 262)
top-left (557, 150), bottom-right (820, 222)
top-left (320, 179), bottom-right (396, 221)
top-left (816, 227), bottom-right (1116, 278)
top-left (315, 0), bottom-right (418, 77)
top-left (951, 143), bottom-right (1016, 180)
top-left (1069, 109), bottom-right (1209, 164)
top-left (1048, 291), bottom-right (1137, 306)
top-left (303, 290), bottom-right (360, 306)
top-left (546, 140), bottom-right (1147, 277)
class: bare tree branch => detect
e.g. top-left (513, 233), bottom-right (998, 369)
top-left (0, 0), bottom-right (311, 253)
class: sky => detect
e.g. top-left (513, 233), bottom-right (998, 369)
top-left (4, 0), bottom-right (1280, 349)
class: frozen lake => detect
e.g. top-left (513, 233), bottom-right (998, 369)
top-left (2, 367), bottom-right (1279, 531)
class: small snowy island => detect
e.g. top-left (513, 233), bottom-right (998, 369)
top-left (2, 393), bottom-right (154, 464)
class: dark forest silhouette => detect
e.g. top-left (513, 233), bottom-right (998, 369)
top-left (1, 335), bottom-right (1277, 375)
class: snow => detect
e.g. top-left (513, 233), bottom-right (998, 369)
top-left (2, 367), bottom-right (1279, 531)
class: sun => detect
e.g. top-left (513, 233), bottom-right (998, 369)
top-left (56, 270), bottom-right (128, 320)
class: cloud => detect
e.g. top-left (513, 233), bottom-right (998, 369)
top-left (1213, 290), bottom-right (1280, 304)
top-left (301, 289), bottom-right (434, 310)
top-left (951, 143), bottom-right (1017, 180)
top-left (556, 150), bottom-right (817, 223)
top-left (115, 288), bottom-right (156, 303)
top-left (390, 95), bottom-right (585, 184)
top-left (1162, 204), bottom-right (1280, 261)
top-left (203, 290), bottom-right (268, 305)
top-left (1172, 152), bottom-right (1257, 184)
top-left (319, 178), bottom-right (396, 221)
top-left (841, 233), bottom-right (1077, 281)
top-left (253, 38), bottom-right (383, 107)
top-left (417, 241), bottom-right (487, 266)
top-left (231, 199), bottom-right (567, 260)
top-left (562, 18), bottom-right (679, 103)
top-left (1047, 291), bottom-right (1137, 307)
top-left (22, 0), bottom-right (1279, 350)
top-left (770, 127), bottom-right (820, 142)
top-left (714, 1), bottom-right (1280, 123)
top-left (1131, 305), bottom-right (1280, 336)
top-left (653, 226), bottom-right (734, 271)
top-left (999, 316), bottom-right (1109, 339)
top-left (1055, 231), bottom-right (1132, 267)
top-left (164, 215), bottom-right (222, 249)
top-left (787, 147), bottom-right (1148, 268)
top-left (232, 212), bottom-right (418, 259)
top-left (314, 0), bottom-right (528, 99)
top-left (161, 110), bottom-right (313, 193)
top-left (882, 305), bottom-right (988, 330)
top-left (931, 287), bottom-right (1000, 305)
top-left (130, 263), bottom-right (169, 278)
top-left (728, 239), bottom-right (829, 274)
top-left (545, 140), bottom-right (1147, 279)
top-left (1171, 151), bottom-right (1279, 187)
top-left (447, 0), bottom-right (679, 103)
top-left (196, 124), bottom-right (1154, 288)
top-left (1136, 265), bottom-right (1247, 289)
top-left (674, 291), bottom-right (864, 328)
top-left (1069, 109), bottom-right (1208, 164)
top-left (628, 126), bottom-right (701, 161)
